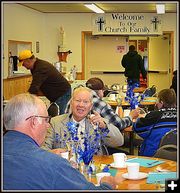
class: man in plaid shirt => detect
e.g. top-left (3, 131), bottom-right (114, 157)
top-left (85, 78), bottom-right (139, 131)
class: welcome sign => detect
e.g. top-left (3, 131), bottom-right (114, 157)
top-left (92, 13), bottom-right (163, 35)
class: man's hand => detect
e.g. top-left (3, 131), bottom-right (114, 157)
top-left (100, 176), bottom-right (117, 189)
top-left (89, 111), bottom-right (107, 128)
top-left (129, 108), bottom-right (140, 120)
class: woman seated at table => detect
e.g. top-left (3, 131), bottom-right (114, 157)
top-left (41, 87), bottom-right (124, 156)
top-left (132, 88), bottom-right (177, 157)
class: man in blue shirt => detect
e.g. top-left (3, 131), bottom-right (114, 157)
top-left (3, 93), bottom-right (115, 190)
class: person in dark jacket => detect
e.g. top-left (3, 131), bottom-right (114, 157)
top-left (121, 45), bottom-right (147, 84)
top-left (3, 93), bottom-right (116, 190)
top-left (170, 70), bottom-right (177, 96)
top-left (132, 89), bottom-right (177, 157)
top-left (18, 50), bottom-right (71, 115)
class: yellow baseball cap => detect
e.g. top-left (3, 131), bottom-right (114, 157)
top-left (18, 50), bottom-right (33, 66)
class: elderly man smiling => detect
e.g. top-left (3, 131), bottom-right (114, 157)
top-left (42, 87), bottom-right (124, 156)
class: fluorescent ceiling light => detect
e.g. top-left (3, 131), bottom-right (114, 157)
top-left (84, 4), bottom-right (104, 13)
top-left (156, 4), bottom-right (165, 14)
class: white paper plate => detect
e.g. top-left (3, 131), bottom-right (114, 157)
top-left (110, 162), bottom-right (127, 168)
top-left (122, 172), bottom-right (148, 180)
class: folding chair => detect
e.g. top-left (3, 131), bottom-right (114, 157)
top-left (154, 144), bottom-right (177, 161)
top-left (47, 102), bottom-right (59, 117)
top-left (154, 129), bottom-right (177, 161)
top-left (143, 85), bottom-right (157, 97)
top-left (159, 128), bottom-right (177, 147)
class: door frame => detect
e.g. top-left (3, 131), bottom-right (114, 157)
top-left (81, 31), bottom-right (174, 81)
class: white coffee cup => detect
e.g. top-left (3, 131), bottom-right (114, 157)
top-left (96, 172), bottom-right (111, 185)
top-left (109, 94), bottom-right (116, 101)
top-left (123, 109), bottom-right (131, 117)
top-left (60, 151), bottom-right (69, 160)
top-left (113, 153), bottom-right (127, 168)
top-left (126, 162), bottom-right (140, 179)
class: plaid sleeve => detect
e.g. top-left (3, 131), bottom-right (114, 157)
top-left (93, 98), bottom-right (132, 131)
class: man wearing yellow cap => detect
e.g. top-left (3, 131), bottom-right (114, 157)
top-left (18, 50), bottom-right (71, 115)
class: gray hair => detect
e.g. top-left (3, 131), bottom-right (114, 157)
top-left (72, 86), bottom-right (93, 102)
top-left (3, 93), bottom-right (39, 130)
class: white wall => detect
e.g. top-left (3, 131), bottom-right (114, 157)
top-left (3, 3), bottom-right (45, 78)
top-left (43, 13), bottom-right (92, 71)
top-left (2, 3), bottom-right (177, 78)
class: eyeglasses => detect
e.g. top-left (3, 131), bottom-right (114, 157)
top-left (25, 115), bottom-right (51, 123)
top-left (73, 99), bottom-right (91, 106)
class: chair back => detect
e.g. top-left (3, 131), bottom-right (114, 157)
top-left (159, 128), bottom-right (177, 147)
top-left (47, 102), bottom-right (59, 117)
top-left (143, 85), bottom-right (156, 97)
top-left (101, 144), bottom-right (109, 155)
top-left (154, 144), bottom-right (177, 161)
top-left (154, 128), bottom-right (177, 161)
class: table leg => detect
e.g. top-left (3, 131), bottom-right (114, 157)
top-left (129, 131), bottom-right (134, 155)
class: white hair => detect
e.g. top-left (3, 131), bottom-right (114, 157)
top-left (72, 86), bottom-right (93, 101)
top-left (3, 93), bottom-right (39, 130)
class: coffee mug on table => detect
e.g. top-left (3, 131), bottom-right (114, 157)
top-left (113, 153), bottom-right (127, 168)
top-left (126, 162), bottom-right (140, 179)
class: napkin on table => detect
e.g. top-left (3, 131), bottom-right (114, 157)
top-left (126, 158), bottom-right (165, 167)
top-left (147, 172), bottom-right (177, 184)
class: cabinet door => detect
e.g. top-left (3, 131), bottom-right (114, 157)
top-left (25, 76), bottom-right (32, 91)
top-left (3, 76), bottom-right (32, 100)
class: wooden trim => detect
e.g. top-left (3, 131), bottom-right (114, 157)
top-left (76, 72), bottom-right (82, 80)
top-left (8, 40), bottom-right (32, 44)
top-left (163, 31), bottom-right (174, 77)
top-left (5, 74), bottom-right (32, 80)
top-left (81, 31), bottom-right (85, 80)
top-left (81, 31), bottom-right (92, 80)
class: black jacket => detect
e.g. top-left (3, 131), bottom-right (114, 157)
top-left (121, 51), bottom-right (147, 80)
